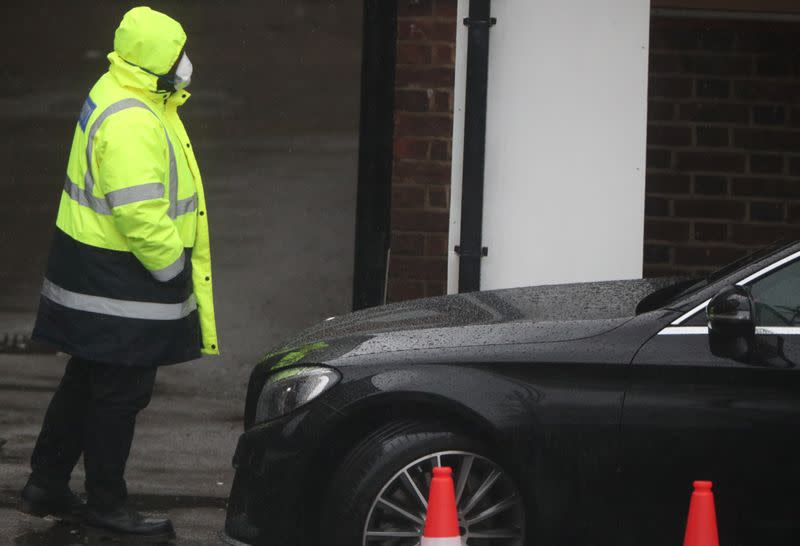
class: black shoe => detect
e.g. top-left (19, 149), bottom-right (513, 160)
top-left (86, 507), bottom-right (175, 539)
top-left (19, 481), bottom-right (87, 520)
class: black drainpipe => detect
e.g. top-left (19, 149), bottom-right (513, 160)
top-left (455, 0), bottom-right (495, 293)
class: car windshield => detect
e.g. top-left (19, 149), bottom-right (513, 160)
top-left (636, 240), bottom-right (795, 313)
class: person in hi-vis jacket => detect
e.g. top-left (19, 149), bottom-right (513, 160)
top-left (20, 7), bottom-right (218, 538)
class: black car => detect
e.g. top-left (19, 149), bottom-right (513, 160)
top-left (222, 242), bottom-right (800, 546)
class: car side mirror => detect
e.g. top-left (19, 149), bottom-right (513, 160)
top-left (706, 285), bottom-right (755, 339)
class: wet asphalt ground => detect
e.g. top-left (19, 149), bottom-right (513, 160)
top-left (0, 354), bottom-right (237, 544)
top-left (1, 1), bottom-right (363, 543)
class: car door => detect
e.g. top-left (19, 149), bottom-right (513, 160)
top-left (619, 257), bottom-right (800, 546)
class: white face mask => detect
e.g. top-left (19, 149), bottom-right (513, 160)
top-left (174, 53), bottom-right (193, 90)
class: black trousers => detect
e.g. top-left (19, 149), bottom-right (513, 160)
top-left (29, 357), bottom-right (157, 510)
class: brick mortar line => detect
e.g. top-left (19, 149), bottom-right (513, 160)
top-left (395, 83), bottom-right (455, 87)
top-left (397, 16), bottom-right (459, 22)
top-left (650, 121), bottom-right (795, 127)
top-left (646, 245), bottom-right (797, 251)
top-left (396, 65), bottom-right (457, 69)
top-left (646, 146), bottom-right (797, 152)
top-left (397, 35), bottom-right (458, 40)
top-left (645, 216), bottom-right (798, 224)
top-left (649, 100), bottom-right (799, 105)
top-left (646, 195), bottom-right (787, 201)
top-left (396, 158), bottom-right (454, 163)
top-left (649, 50), bottom-right (779, 56)
top-left (647, 120), bottom-right (800, 126)
top-left (647, 196), bottom-right (800, 201)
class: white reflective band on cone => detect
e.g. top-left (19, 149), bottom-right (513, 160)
top-left (421, 537), bottom-right (463, 545)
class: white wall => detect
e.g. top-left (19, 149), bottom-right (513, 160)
top-left (448, 0), bottom-right (651, 292)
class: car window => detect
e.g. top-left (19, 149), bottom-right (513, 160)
top-left (645, 243), bottom-right (795, 313)
top-left (749, 260), bottom-right (800, 327)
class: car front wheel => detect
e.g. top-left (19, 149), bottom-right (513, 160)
top-left (320, 421), bottom-right (526, 546)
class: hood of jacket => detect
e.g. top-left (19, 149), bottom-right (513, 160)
top-left (107, 6), bottom-right (187, 97)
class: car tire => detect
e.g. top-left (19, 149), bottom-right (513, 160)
top-left (319, 420), bottom-right (524, 546)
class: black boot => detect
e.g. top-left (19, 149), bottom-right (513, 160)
top-left (19, 481), bottom-right (86, 519)
top-left (86, 507), bottom-right (175, 539)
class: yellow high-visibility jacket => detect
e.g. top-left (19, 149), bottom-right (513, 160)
top-left (33, 7), bottom-right (218, 365)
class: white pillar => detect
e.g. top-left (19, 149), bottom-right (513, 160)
top-left (448, 0), bottom-right (651, 292)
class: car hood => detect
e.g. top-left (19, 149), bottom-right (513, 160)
top-left (266, 278), bottom-right (678, 365)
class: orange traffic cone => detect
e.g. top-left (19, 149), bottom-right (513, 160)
top-left (422, 467), bottom-right (462, 546)
top-left (684, 481), bottom-right (720, 546)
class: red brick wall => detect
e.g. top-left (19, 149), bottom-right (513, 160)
top-left (386, 10), bottom-right (800, 299)
top-left (387, 0), bottom-right (458, 302)
top-left (646, 17), bottom-right (800, 277)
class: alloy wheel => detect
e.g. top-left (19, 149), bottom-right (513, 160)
top-left (362, 450), bottom-right (525, 546)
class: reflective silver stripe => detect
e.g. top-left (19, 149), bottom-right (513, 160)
top-left (63, 176), bottom-right (111, 215)
top-left (85, 98), bottom-right (153, 198)
top-left (83, 98), bottom-right (180, 216)
top-left (166, 134), bottom-right (179, 218)
top-left (106, 182), bottom-right (165, 208)
top-left (41, 278), bottom-right (196, 321)
top-left (149, 252), bottom-right (186, 282)
top-left (175, 194), bottom-right (198, 216)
